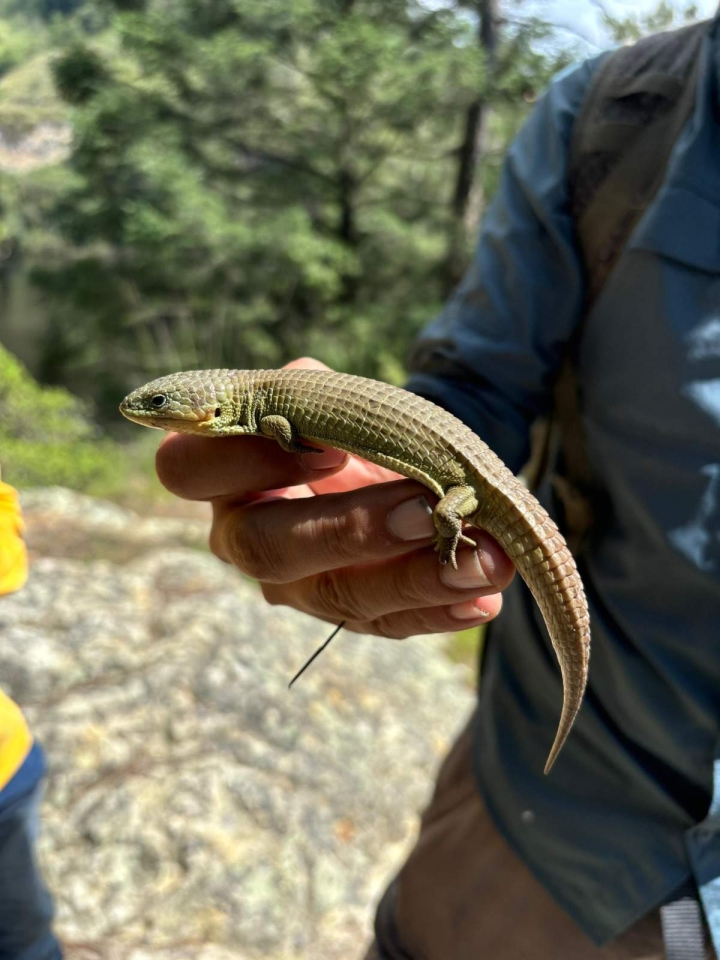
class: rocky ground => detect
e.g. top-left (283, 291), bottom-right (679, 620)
top-left (0, 488), bottom-right (475, 960)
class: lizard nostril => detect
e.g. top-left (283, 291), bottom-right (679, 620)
top-left (214, 408), bottom-right (222, 418)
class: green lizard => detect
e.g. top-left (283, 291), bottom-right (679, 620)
top-left (120, 367), bottom-right (591, 773)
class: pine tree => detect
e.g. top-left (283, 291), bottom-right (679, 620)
top-left (32, 0), bottom-right (571, 409)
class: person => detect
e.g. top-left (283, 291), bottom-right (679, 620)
top-left (154, 12), bottom-right (720, 960)
top-left (0, 471), bottom-right (62, 960)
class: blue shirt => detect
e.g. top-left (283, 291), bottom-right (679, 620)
top-left (407, 19), bottom-right (720, 948)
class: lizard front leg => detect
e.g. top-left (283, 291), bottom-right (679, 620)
top-left (433, 485), bottom-right (479, 569)
top-left (259, 415), bottom-right (324, 455)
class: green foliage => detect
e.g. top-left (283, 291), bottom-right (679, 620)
top-left (0, 51), bottom-right (69, 138)
top-left (0, 164), bottom-right (80, 256)
top-left (53, 43), bottom-right (108, 103)
top-left (0, 0), bottom-right (88, 20)
top-left (445, 624), bottom-right (484, 684)
top-left (0, 0), bottom-right (686, 431)
top-left (0, 343), bottom-right (124, 491)
top-left (0, 0), bottom-right (571, 415)
top-left (106, 0), bottom-right (147, 10)
top-left (0, 19), bottom-right (41, 79)
top-left (602, 1), bottom-right (701, 44)
top-left (24, 0), bottom-right (572, 416)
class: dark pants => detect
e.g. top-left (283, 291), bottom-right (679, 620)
top-left (0, 744), bottom-right (62, 960)
top-left (365, 713), bottom-right (715, 960)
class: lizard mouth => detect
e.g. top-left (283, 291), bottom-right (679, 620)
top-left (118, 403), bottom-right (165, 429)
top-left (118, 400), bottom-right (218, 431)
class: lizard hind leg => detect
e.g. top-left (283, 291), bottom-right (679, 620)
top-left (433, 485), bottom-right (479, 569)
top-left (259, 415), bottom-right (324, 455)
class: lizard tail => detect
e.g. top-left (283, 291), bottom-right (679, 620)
top-left (542, 654), bottom-right (586, 774)
top-left (480, 496), bottom-right (591, 773)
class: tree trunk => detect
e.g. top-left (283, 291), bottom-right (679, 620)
top-left (337, 0), bottom-right (359, 303)
top-left (441, 0), bottom-right (499, 298)
top-left (338, 165), bottom-right (359, 302)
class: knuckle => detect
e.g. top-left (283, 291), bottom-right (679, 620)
top-left (393, 573), bottom-right (428, 609)
top-left (315, 507), bottom-right (371, 566)
top-left (222, 511), bottom-right (284, 581)
top-left (313, 570), bottom-right (370, 622)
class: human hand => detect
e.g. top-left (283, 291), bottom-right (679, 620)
top-left (155, 358), bottom-right (515, 640)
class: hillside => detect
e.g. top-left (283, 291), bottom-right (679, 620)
top-left (0, 52), bottom-right (70, 171)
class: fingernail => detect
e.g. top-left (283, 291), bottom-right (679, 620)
top-left (449, 599), bottom-right (491, 621)
top-left (441, 550), bottom-right (491, 590)
top-left (387, 496), bottom-right (434, 541)
top-left (301, 449), bottom-right (347, 471)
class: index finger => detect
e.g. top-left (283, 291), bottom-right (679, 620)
top-left (155, 432), bottom-right (348, 501)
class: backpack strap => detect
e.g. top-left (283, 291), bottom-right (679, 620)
top-left (660, 896), bottom-right (708, 960)
top-left (570, 18), bottom-right (707, 302)
top-left (527, 20), bottom-right (709, 554)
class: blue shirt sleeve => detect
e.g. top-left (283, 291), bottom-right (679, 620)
top-left (406, 56), bottom-right (607, 473)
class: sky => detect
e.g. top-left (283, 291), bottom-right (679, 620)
top-left (525, 0), bottom-right (718, 50)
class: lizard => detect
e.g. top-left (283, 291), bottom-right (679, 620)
top-left (120, 367), bottom-right (591, 773)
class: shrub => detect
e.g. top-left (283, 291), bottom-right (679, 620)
top-left (0, 343), bottom-right (124, 491)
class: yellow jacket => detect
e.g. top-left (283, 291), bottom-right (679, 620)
top-left (0, 479), bottom-right (33, 790)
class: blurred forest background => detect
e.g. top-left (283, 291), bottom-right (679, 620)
top-left (0, 0), bottom-right (701, 495)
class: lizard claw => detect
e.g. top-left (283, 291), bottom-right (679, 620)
top-left (434, 531), bottom-right (477, 569)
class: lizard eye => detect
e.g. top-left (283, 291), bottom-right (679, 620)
top-left (151, 394), bottom-right (167, 409)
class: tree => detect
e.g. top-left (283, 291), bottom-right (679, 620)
top-left (27, 0), bottom-right (571, 415)
top-left (442, 0), bottom-right (499, 296)
top-left (0, 0), bottom-right (88, 18)
top-left (593, 0), bottom-right (700, 44)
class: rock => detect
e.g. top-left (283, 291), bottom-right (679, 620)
top-left (0, 122), bottom-right (71, 173)
top-left (5, 489), bottom-right (475, 959)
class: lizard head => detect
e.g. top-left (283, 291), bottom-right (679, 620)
top-left (119, 371), bottom-right (225, 432)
